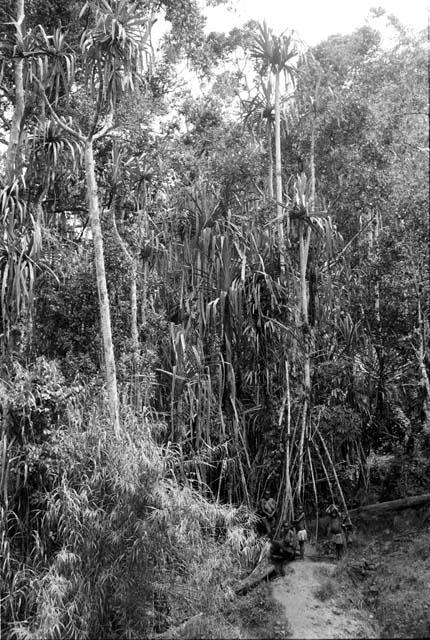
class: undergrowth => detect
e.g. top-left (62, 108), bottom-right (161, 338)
top-left (222, 582), bottom-right (291, 639)
top-left (339, 526), bottom-right (430, 638)
top-left (0, 358), bottom-right (261, 639)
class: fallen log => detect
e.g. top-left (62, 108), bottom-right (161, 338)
top-left (234, 554), bottom-right (277, 594)
top-left (348, 492), bottom-right (430, 517)
top-left (234, 541), bottom-right (294, 594)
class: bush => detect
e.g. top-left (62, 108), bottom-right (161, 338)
top-left (1, 380), bottom-right (257, 639)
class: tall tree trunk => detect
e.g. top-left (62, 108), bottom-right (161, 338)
top-left (130, 262), bottom-right (139, 353)
top-left (110, 189), bottom-right (146, 409)
top-left (274, 66), bottom-right (286, 276)
top-left (109, 198), bottom-right (139, 355)
top-left (266, 120), bottom-right (274, 199)
top-left (4, 0), bottom-right (25, 183)
top-left (2, 0), bottom-right (26, 355)
top-left (85, 140), bottom-right (120, 433)
top-left (278, 360), bottom-right (293, 526)
top-left (284, 360), bottom-right (294, 519)
top-left (130, 261), bottom-right (142, 409)
top-left (416, 285), bottom-right (430, 433)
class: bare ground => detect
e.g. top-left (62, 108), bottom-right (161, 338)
top-left (271, 547), bottom-right (379, 640)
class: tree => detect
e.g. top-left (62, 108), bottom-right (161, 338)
top-left (250, 22), bottom-right (298, 274)
top-left (27, 0), bottom-right (155, 432)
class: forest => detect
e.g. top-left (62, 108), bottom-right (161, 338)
top-left (0, 1), bottom-right (429, 638)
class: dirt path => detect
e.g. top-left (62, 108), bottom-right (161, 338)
top-left (271, 549), bottom-right (379, 639)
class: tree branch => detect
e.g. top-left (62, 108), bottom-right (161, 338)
top-left (109, 200), bottom-right (133, 264)
top-left (32, 77), bottom-right (84, 142)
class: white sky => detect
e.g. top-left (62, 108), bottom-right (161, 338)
top-left (204, 0), bottom-right (429, 45)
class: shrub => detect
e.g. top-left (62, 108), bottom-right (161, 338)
top-left (1, 381), bottom-right (257, 639)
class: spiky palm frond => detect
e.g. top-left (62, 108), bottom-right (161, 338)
top-left (80, 0), bottom-right (153, 107)
top-left (249, 21), bottom-right (298, 79)
top-left (242, 77), bottom-right (275, 131)
top-left (27, 26), bottom-right (75, 103)
top-left (30, 118), bottom-right (83, 182)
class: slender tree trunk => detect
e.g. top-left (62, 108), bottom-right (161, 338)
top-left (130, 262), bottom-right (139, 351)
top-left (285, 360), bottom-right (292, 515)
top-left (85, 140), bottom-right (120, 433)
top-left (142, 261), bottom-right (148, 326)
top-left (317, 430), bottom-right (349, 517)
top-left (274, 66), bottom-right (286, 275)
top-left (310, 125), bottom-right (316, 214)
top-left (416, 287), bottom-right (430, 432)
top-left (278, 360), bottom-right (293, 526)
top-left (110, 193), bottom-right (143, 408)
top-left (307, 445), bottom-right (319, 540)
top-left (299, 227), bottom-right (308, 324)
top-left (2, 0), bottom-right (26, 355)
top-left (296, 221), bottom-right (311, 499)
top-left (297, 101), bottom-right (319, 498)
top-left (297, 398), bottom-right (308, 500)
top-left (5, 0), bottom-right (25, 183)
top-left (130, 262), bottom-right (142, 409)
top-left (110, 202), bottom-right (138, 353)
top-left (266, 120), bottom-right (274, 199)
top-left (309, 72), bottom-right (321, 219)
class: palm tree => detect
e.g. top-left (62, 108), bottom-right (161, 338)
top-left (1, 0), bottom-right (47, 353)
top-left (31, 0), bottom-right (153, 433)
top-left (242, 77), bottom-right (275, 198)
top-left (4, 0), bottom-right (25, 185)
top-left (250, 22), bottom-right (297, 276)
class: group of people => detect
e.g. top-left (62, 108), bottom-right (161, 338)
top-left (259, 489), bottom-right (353, 565)
top-left (259, 490), bottom-right (308, 564)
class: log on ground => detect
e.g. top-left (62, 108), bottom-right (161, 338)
top-left (234, 554), bottom-right (278, 594)
top-left (349, 493), bottom-right (430, 517)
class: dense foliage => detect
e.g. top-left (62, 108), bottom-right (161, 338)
top-left (0, 1), bottom-right (428, 636)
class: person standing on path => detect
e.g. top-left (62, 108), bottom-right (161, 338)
top-left (326, 504), bottom-right (345, 560)
top-left (292, 505), bottom-right (307, 560)
top-left (260, 489), bottom-right (277, 536)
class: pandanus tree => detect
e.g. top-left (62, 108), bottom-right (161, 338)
top-left (0, 1), bottom-right (77, 354)
top-left (250, 22), bottom-right (298, 275)
top-left (106, 141), bottom-right (158, 409)
top-left (25, 0), bottom-right (154, 432)
top-left (1, 0), bottom-right (34, 353)
top-left (243, 40), bottom-right (353, 518)
top-left (159, 177), bottom-right (289, 503)
top-left (242, 77), bottom-right (275, 198)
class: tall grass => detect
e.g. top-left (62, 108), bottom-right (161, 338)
top-left (1, 360), bottom-right (258, 639)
